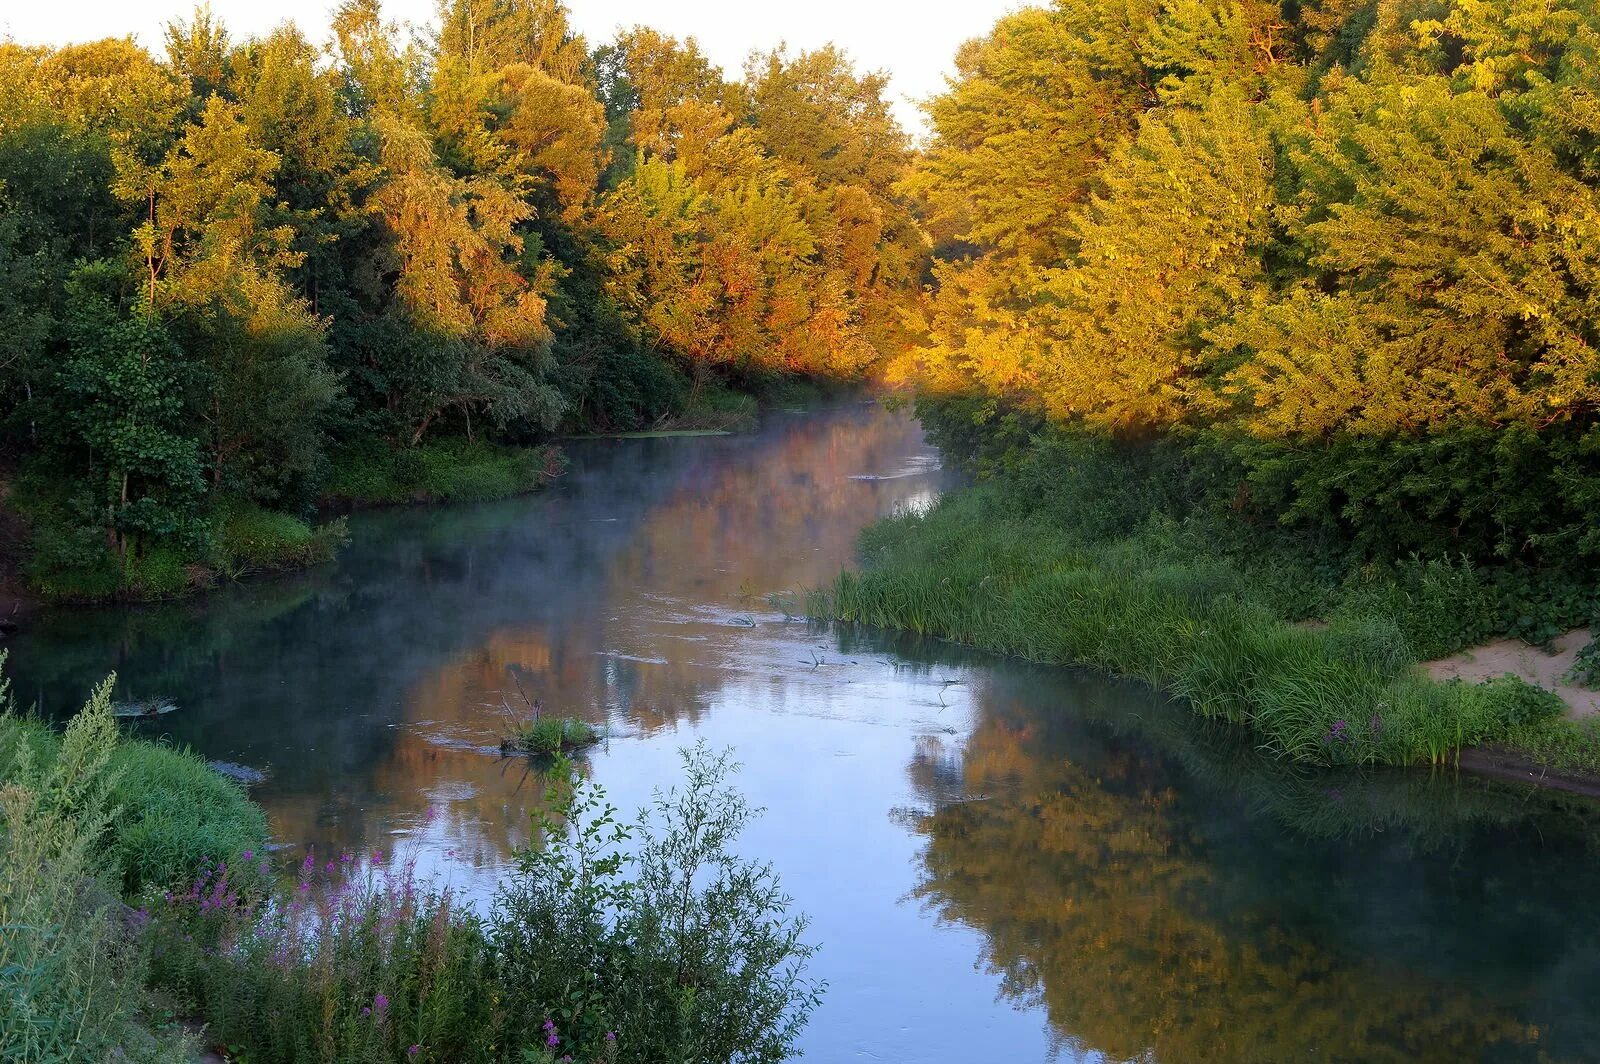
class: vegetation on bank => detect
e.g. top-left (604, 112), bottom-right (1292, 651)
top-left (821, 401), bottom-right (1600, 770)
top-left (324, 440), bottom-right (567, 509)
top-left (1, 675), bottom-right (820, 1062)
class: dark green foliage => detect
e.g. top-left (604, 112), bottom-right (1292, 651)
top-left (46, 263), bottom-right (209, 559)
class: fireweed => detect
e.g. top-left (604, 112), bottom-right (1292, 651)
top-left (146, 744), bottom-right (821, 1063)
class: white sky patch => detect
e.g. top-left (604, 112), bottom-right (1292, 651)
top-left (1, 0), bottom-right (1026, 138)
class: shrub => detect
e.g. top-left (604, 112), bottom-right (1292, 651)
top-left (147, 745), bottom-right (821, 1064)
top-left (492, 745), bottom-right (822, 1064)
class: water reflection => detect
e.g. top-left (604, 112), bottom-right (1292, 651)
top-left (7, 403), bottom-right (954, 863)
top-left (6, 401), bottom-right (1600, 1061)
top-left (904, 664), bottom-right (1600, 1062)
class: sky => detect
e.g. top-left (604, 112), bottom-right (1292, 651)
top-left (1, 0), bottom-right (1024, 136)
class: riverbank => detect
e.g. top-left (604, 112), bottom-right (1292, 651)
top-left (0, 684), bottom-right (819, 1063)
top-left (817, 428), bottom-right (1600, 775)
top-left (1, 379), bottom-right (815, 610)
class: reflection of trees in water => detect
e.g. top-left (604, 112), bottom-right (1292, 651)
top-left (5, 402), bottom-right (943, 860)
top-left (904, 668), bottom-right (1600, 1062)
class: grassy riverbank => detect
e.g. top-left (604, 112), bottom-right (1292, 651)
top-left (819, 424), bottom-right (1600, 772)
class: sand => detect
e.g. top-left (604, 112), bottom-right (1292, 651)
top-left (1425, 628), bottom-right (1600, 719)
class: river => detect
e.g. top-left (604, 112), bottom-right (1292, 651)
top-left (9, 401), bottom-right (1600, 1062)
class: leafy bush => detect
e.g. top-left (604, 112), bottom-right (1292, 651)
top-left (493, 745), bottom-right (822, 1064)
top-left (147, 746), bottom-right (821, 1064)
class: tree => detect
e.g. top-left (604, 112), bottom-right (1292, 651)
top-left (48, 263), bottom-right (207, 560)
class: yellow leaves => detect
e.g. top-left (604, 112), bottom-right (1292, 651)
top-left (372, 113), bottom-right (550, 352)
top-left (429, 58), bottom-right (608, 219)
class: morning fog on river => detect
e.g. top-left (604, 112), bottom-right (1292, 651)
top-left (9, 404), bottom-right (1600, 1061)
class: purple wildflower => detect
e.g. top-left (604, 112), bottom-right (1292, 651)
top-left (407, 1047), bottom-right (420, 1059)
top-left (374, 993), bottom-right (389, 1016)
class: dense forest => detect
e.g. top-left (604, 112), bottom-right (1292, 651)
top-left (0, 0), bottom-right (924, 599)
top-left (904, 0), bottom-right (1600, 553)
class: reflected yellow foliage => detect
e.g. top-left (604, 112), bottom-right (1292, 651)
top-left (908, 702), bottom-right (1544, 1062)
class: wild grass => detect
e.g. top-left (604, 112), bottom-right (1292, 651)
top-left (0, 693), bottom-right (266, 894)
top-left (821, 474), bottom-right (1579, 768)
top-left (501, 714), bottom-right (602, 756)
top-left (218, 502), bottom-right (347, 575)
top-left (325, 439), bottom-right (565, 507)
top-left (498, 692), bottom-right (602, 756)
top-left (0, 673), bottom-right (196, 1061)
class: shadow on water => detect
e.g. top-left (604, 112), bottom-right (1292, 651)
top-left (6, 401), bottom-right (1600, 1061)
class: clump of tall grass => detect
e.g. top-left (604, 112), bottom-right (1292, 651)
top-left (0, 674), bottom-right (195, 1061)
top-left (218, 502), bottom-right (348, 575)
top-left (0, 703), bottom-right (266, 894)
top-left (822, 477), bottom-right (1572, 768)
top-left (501, 714), bottom-right (602, 756)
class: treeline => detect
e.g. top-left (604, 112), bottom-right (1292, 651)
top-left (0, 0), bottom-right (923, 598)
top-left (899, 0), bottom-right (1600, 567)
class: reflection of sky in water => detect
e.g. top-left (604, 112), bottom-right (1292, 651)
top-left (9, 402), bottom-right (1600, 1062)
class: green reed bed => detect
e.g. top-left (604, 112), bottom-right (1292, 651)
top-left (500, 713), bottom-right (602, 756)
top-left (818, 480), bottom-right (1579, 769)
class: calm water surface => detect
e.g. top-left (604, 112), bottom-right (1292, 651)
top-left (10, 402), bottom-right (1600, 1062)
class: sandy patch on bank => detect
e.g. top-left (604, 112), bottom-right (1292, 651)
top-left (1425, 628), bottom-right (1600, 719)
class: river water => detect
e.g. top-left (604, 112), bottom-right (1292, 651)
top-left (9, 401), bottom-right (1600, 1062)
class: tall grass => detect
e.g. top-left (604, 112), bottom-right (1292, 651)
top-left (0, 674), bottom-right (195, 1062)
top-left (0, 707), bottom-right (266, 894)
top-left (821, 478), bottom-right (1572, 768)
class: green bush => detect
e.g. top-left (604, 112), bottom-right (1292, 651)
top-left (0, 698), bottom-right (265, 894)
top-left (147, 745), bottom-right (821, 1064)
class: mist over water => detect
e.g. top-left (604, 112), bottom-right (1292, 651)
top-left (10, 401), bottom-right (1600, 1062)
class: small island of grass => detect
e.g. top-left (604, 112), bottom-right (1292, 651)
top-left (500, 709), bottom-right (602, 756)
